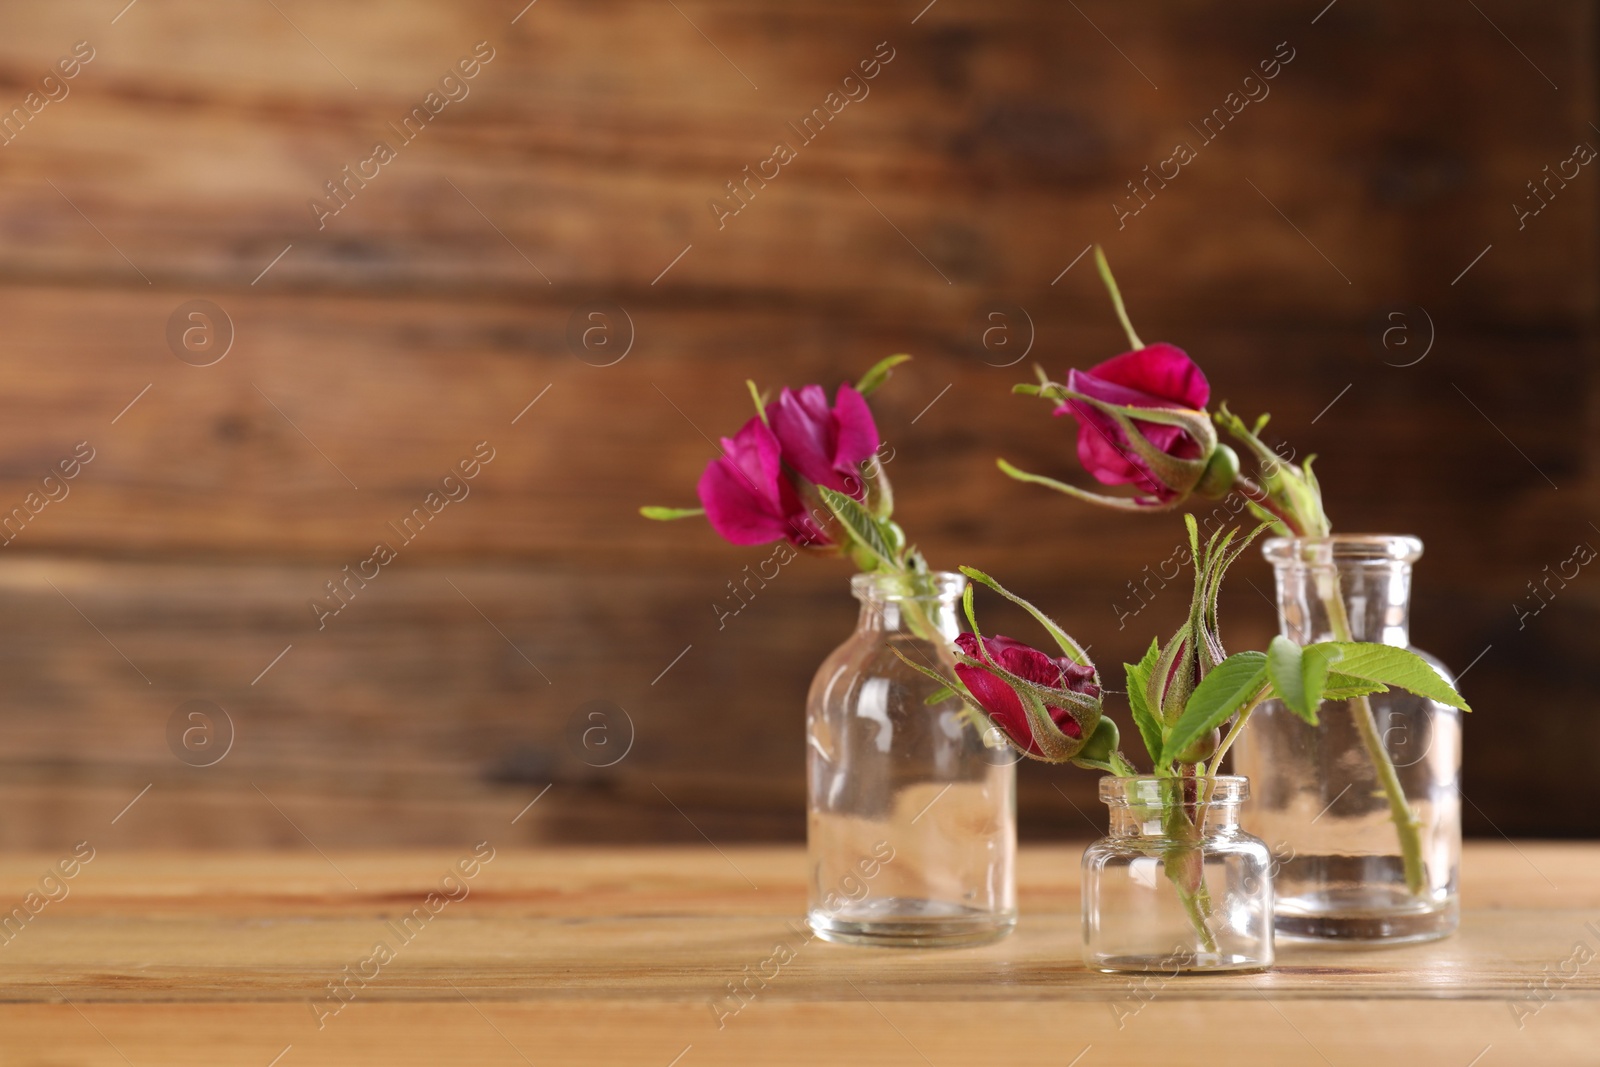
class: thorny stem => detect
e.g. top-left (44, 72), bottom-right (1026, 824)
top-left (1319, 568), bottom-right (1428, 896)
top-left (1161, 794), bottom-right (1219, 955)
top-left (888, 572), bottom-right (960, 675)
top-left (1195, 685), bottom-right (1270, 836)
top-left (1232, 474), bottom-right (1303, 537)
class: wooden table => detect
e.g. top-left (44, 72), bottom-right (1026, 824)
top-left (0, 843), bottom-right (1593, 1065)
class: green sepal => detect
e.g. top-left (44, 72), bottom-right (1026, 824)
top-left (957, 585), bottom-right (1101, 757)
top-left (958, 565), bottom-right (1094, 669)
top-left (1150, 629), bottom-right (1194, 724)
top-left (948, 648), bottom-right (1101, 718)
top-left (890, 651), bottom-right (1011, 753)
top-left (855, 353), bottom-right (912, 397)
top-left (862, 452), bottom-right (894, 520)
top-left (745, 379), bottom-right (769, 423)
top-left (1014, 685), bottom-right (1079, 762)
top-left (1069, 716), bottom-right (1123, 773)
top-left (1056, 391), bottom-right (1216, 494)
top-left (1094, 245), bottom-right (1145, 350)
top-left (640, 506), bottom-right (705, 521)
top-left (997, 458), bottom-right (1174, 511)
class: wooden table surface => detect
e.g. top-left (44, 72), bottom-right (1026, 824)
top-left (0, 842), bottom-right (1593, 1065)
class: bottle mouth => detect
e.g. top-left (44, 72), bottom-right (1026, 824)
top-left (850, 571), bottom-right (966, 603)
top-left (1263, 534), bottom-right (1422, 567)
top-left (1099, 774), bottom-right (1249, 807)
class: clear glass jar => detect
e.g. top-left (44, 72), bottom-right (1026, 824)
top-left (806, 571), bottom-right (1017, 947)
top-left (1230, 536), bottom-right (1462, 943)
top-left (1083, 776), bottom-right (1274, 973)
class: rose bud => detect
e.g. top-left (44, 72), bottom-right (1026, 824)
top-left (696, 416), bottom-right (828, 547)
top-left (1142, 518), bottom-right (1268, 764)
top-left (1054, 343), bottom-right (1237, 507)
top-left (767, 383), bottom-right (881, 500)
top-left (999, 350), bottom-right (1238, 511)
top-left (952, 633), bottom-right (1102, 762)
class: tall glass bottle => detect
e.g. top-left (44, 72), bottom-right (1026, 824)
top-left (1231, 536), bottom-right (1462, 942)
top-left (806, 571), bottom-right (1017, 947)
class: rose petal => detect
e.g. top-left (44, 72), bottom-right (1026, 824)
top-left (1088, 343), bottom-right (1209, 410)
top-left (829, 384), bottom-right (881, 479)
top-left (697, 418), bottom-right (825, 546)
top-left (768, 386), bottom-right (836, 489)
top-left (953, 633), bottom-right (1095, 752)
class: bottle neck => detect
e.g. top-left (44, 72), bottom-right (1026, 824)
top-left (1100, 777), bottom-right (1245, 838)
top-left (851, 571), bottom-right (966, 643)
top-left (1265, 536), bottom-right (1419, 647)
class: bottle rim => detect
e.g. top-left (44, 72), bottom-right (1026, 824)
top-left (1263, 534), bottom-right (1423, 566)
top-left (850, 570), bottom-right (966, 602)
top-left (1098, 774), bottom-right (1250, 806)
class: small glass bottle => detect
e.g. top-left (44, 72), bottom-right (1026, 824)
top-left (1231, 535), bottom-right (1461, 943)
top-left (806, 571), bottom-right (1017, 947)
top-left (1083, 775), bottom-right (1274, 973)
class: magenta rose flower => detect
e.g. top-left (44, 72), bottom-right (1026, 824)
top-left (1057, 343), bottom-right (1212, 504)
top-left (767, 383), bottom-right (880, 498)
top-left (697, 417), bottom-right (826, 546)
top-left (953, 633), bottom-right (1100, 757)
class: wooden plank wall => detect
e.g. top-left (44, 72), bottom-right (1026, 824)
top-left (0, 0), bottom-right (1592, 847)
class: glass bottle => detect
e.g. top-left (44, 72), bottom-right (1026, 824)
top-left (806, 571), bottom-right (1017, 947)
top-left (1230, 535), bottom-right (1462, 943)
top-left (1083, 775), bottom-right (1274, 973)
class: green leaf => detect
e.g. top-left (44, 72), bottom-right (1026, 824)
top-left (818, 487), bottom-right (898, 570)
top-left (1301, 643), bottom-right (1341, 707)
top-left (1266, 635), bottom-right (1308, 718)
top-left (1123, 639), bottom-right (1166, 770)
top-left (1161, 651), bottom-right (1268, 765)
top-left (1315, 642), bottom-right (1471, 711)
top-left (854, 353), bottom-right (912, 397)
top-left (1266, 637), bottom-right (1345, 724)
top-left (1317, 671), bottom-right (1389, 709)
top-left (957, 566), bottom-right (1093, 667)
top-left (639, 506), bottom-right (705, 521)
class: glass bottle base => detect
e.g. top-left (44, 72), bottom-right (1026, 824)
top-left (1088, 950), bottom-right (1272, 975)
top-left (807, 898), bottom-right (1016, 948)
top-left (1275, 891), bottom-right (1458, 945)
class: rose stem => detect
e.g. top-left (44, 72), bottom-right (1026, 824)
top-left (1319, 570), bottom-right (1428, 896)
top-left (1232, 475), bottom-right (1427, 897)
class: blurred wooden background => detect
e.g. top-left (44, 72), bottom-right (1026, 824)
top-left (0, 0), bottom-right (1592, 848)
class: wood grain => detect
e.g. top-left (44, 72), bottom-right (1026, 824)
top-left (0, 0), bottom-right (1592, 844)
top-left (0, 845), bottom-right (1591, 1064)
